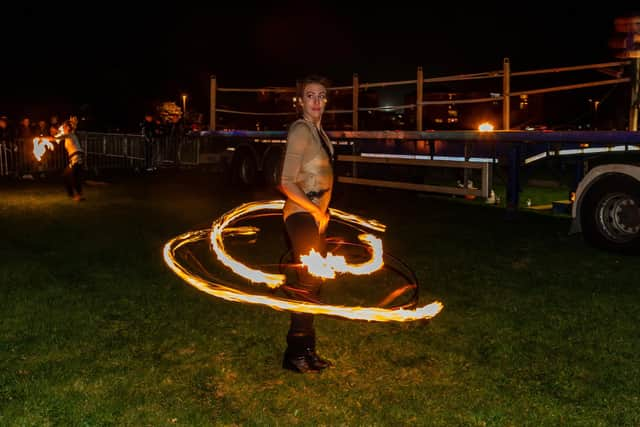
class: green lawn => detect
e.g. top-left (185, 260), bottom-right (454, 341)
top-left (1, 171), bottom-right (638, 426)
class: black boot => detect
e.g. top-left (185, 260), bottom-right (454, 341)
top-left (282, 353), bottom-right (316, 373)
top-left (283, 333), bottom-right (322, 373)
top-left (305, 334), bottom-right (332, 370)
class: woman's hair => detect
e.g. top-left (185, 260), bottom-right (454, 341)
top-left (63, 120), bottom-right (76, 131)
top-left (295, 74), bottom-right (331, 115)
top-left (297, 74), bottom-right (331, 98)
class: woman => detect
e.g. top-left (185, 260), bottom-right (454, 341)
top-left (55, 120), bottom-right (85, 201)
top-left (278, 75), bottom-right (335, 373)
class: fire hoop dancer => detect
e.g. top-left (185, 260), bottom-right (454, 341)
top-left (54, 120), bottom-right (85, 201)
top-left (278, 75), bottom-right (335, 373)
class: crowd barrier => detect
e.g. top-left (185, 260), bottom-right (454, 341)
top-left (0, 133), bottom-right (200, 179)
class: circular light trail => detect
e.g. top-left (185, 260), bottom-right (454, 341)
top-left (163, 200), bottom-right (443, 322)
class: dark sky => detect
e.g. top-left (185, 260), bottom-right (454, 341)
top-left (1, 3), bottom-right (636, 130)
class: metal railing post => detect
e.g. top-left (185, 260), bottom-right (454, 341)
top-left (352, 73), bottom-right (359, 131)
top-left (502, 58), bottom-right (510, 130)
top-left (417, 66), bottom-right (423, 131)
top-left (210, 75), bottom-right (217, 131)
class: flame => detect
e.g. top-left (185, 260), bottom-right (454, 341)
top-left (223, 226), bottom-right (259, 236)
top-left (300, 234), bottom-right (383, 279)
top-left (164, 229), bottom-right (443, 322)
top-left (33, 137), bottom-right (54, 161)
top-left (163, 200), bottom-right (444, 322)
top-left (210, 200), bottom-right (287, 287)
top-left (300, 248), bottom-right (342, 279)
top-left (209, 200), bottom-right (386, 288)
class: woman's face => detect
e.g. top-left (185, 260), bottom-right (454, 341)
top-left (301, 82), bottom-right (327, 123)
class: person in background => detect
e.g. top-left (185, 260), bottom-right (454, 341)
top-left (15, 116), bottom-right (33, 141)
top-left (36, 120), bottom-right (48, 137)
top-left (0, 116), bottom-right (8, 137)
top-left (140, 113), bottom-right (157, 171)
top-left (35, 120), bottom-right (50, 178)
top-left (0, 116), bottom-right (10, 144)
top-left (15, 116), bottom-right (34, 178)
top-left (277, 75), bottom-right (335, 373)
top-left (49, 115), bottom-right (60, 138)
top-left (54, 119), bottom-right (85, 201)
top-left (0, 116), bottom-right (12, 176)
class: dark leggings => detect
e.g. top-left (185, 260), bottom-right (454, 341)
top-left (63, 163), bottom-right (83, 197)
top-left (284, 212), bottom-right (326, 335)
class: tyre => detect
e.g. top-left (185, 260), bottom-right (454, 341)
top-left (231, 151), bottom-right (258, 187)
top-left (580, 174), bottom-right (640, 254)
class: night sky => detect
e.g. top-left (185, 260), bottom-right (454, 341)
top-left (1, 3), bottom-right (637, 131)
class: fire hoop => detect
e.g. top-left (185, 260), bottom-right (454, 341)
top-left (277, 234), bottom-right (420, 311)
top-left (163, 200), bottom-right (443, 322)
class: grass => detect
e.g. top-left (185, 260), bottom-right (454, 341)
top-left (1, 170), bottom-right (639, 426)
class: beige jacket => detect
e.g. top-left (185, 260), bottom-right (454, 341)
top-left (281, 119), bottom-right (334, 220)
top-left (56, 132), bottom-right (84, 166)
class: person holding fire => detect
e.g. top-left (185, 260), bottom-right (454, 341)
top-left (54, 119), bottom-right (85, 201)
top-left (278, 75), bottom-right (335, 373)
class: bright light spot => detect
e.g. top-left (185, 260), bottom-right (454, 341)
top-left (32, 137), bottom-right (54, 161)
top-left (478, 122), bottom-right (494, 132)
top-left (300, 234), bottom-right (383, 279)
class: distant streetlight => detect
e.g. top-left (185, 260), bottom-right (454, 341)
top-left (181, 94), bottom-right (187, 117)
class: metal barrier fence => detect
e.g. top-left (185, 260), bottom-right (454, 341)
top-left (0, 142), bottom-right (11, 176)
top-left (0, 133), bottom-right (200, 178)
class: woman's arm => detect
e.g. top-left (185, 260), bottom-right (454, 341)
top-left (279, 124), bottom-right (326, 224)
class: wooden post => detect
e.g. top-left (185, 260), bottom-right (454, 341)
top-left (629, 57), bottom-right (640, 131)
top-left (209, 75), bottom-right (217, 131)
top-left (502, 58), bottom-right (510, 130)
top-left (503, 58), bottom-right (517, 216)
top-left (417, 66), bottom-right (424, 131)
top-left (351, 74), bottom-right (359, 178)
top-left (352, 73), bottom-right (359, 131)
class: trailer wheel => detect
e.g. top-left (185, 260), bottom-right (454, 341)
top-left (231, 151), bottom-right (258, 186)
top-left (580, 174), bottom-right (640, 255)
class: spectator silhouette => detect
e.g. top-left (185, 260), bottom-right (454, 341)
top-left (15, 116), bottom-right (34, 178)
top-left (140, 114), bottom-right (157, 171)
top-left (0, 116), bottom-right (11, 176)
top-left (54, 120), bottom-right (85, 201)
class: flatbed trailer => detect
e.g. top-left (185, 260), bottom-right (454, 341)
top-left (200, 128), bottom-right (640, 254)
top-left (4, 126), bottom-right (637, 254)
top-left (202, 45), bottom-right (640, 255)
